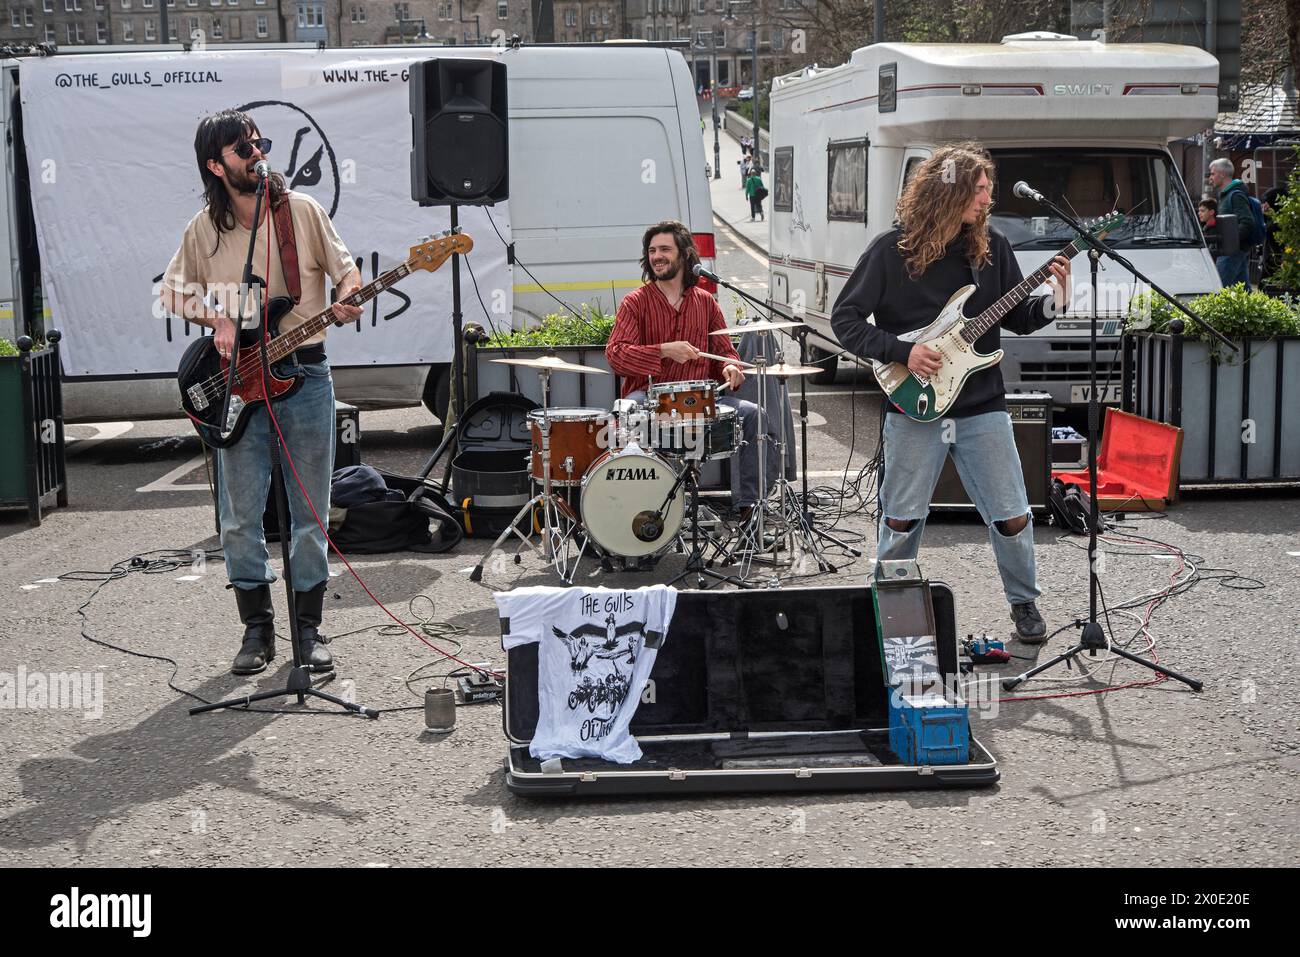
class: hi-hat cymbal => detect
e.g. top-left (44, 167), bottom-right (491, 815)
top-left (760, 362), bottom-right (824, 378)
top-left (709, 319), bottom-right (805, 336)
top-left (490, 355), bottom-right (610, 375)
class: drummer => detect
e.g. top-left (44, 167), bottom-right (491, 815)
top-left (606, 220), bottom-right (765, 517)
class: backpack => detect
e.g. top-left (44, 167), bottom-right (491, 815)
top-left (330, 467), bottom-right (463, 554)
top-left (1228, 183), bottom-right (1266, 247)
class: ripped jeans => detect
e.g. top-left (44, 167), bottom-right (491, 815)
top-left (876, 410), bottom-right (1039, 606)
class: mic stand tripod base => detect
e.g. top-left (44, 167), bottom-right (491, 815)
top-left (1001, 621), bottom-right (1203, 693)
top-left (189, 665), bottom-right (380, 718)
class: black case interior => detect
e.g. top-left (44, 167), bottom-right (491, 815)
top-left (502, 584), bottom-right (999, 796)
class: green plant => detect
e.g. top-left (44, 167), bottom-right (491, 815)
top-left (486, 305), bottom-right (616, 348)
top-left (1126, 284), bottom-right (1300, 360)
top-left (0, 339), bottom-right (17, 357)
top-left (1268, 146), bottom-right (1300, 292)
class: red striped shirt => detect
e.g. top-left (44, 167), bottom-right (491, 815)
top-left (606, 282), bottom-right (742, 399)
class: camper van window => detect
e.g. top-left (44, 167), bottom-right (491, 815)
top-left (773, 147), bottom-right (793, 212)
top-left (827, 138), bottom-right (868, 223)
top-left (989, 148), bottom-right (1202, 250)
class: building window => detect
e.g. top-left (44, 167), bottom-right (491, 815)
top-left (42, 0), bottom-right (51, 11)
top-left (564, 9), bottom-right (574, 26)
top-left (771, 28), bottom-right (784, 50)
top-left (211, 16), bottom-right (221, 36)
top-left (120, 0), bottom-right (129, 7)
top-left (696, 0), bottom-right (703, 10)
top-left (714, 28), bottom-right (724, 47)
top-left (587, 30), bottom-right (595, 41)
top-left (123, 20), bottom-right (133, 39)
top-left (25, 7), bottom-right (34, 25)
top-left (43, 21), bottom-right (53, 40)
top-left (351, 4), bottom-right (365, 21)
top-left (256, 12), bottom-right (266, 34)
top-left (97, 20), bottom-right (107, 40)
top-left (695, 29), bottom-right (709, 48)
top-left (587, 8), bottom-right (594, 24)
top-left (142, 0), bottom-right (152, 7)
top-left (145, 17), bottom-right (155, 38)
top-left (187, 15), bottom-right (197, 31)
top-left (10, 9), bottom-right (19, 26)
top-left (496, 0), bottom-right (506, 18)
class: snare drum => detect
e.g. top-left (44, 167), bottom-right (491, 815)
top-left (649, 379), bottom-right (717, 421)
top-left (580, 446), bottom-right (685, 557)
top-left (528, 408), bottom-right (611, 487)
top-left (655, 405), bottom-right (740, 460)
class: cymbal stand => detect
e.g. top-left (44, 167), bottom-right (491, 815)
top-left (768, 364), bottom-right (833, 577)
top-left (720, 327), bottom-right (777, 584)
top-left (470, 367), bottom-right (584, 584)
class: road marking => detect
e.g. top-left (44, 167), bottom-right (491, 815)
top-left (175, 575), bottom-right (202, 582)
top-left (136, 454), bottom-right (209, 493)
top-left (65, 421), bottom-right (134, 455)
top-left (714, 216), bottom-right (768, 268)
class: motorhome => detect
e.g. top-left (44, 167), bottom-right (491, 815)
top-left (0, 42), bottom-right (712, 422)
top-left (767, 33), bottom-right (1221, 406)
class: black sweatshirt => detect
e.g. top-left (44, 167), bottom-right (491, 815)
top-left (831, 225), bottom-right (1055, 418)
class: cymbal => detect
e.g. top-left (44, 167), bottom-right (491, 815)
top-left (760, 362), bottom-right (824, 378)
top-left (490, 355), bottom-right (610, 375)
top-left (709, 319), bottom-right (805, 336)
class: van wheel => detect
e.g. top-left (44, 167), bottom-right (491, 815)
top-left (422, 364), bottom-right (451, 423)
top-left (808, 345), bottom-right (838, 385)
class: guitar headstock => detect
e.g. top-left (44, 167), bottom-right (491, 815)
top-left (1078, 211), bottom-right (1125, 243)
top-left (408, 231), bottom-right (475, 272)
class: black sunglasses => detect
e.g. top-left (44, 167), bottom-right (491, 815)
top-left (224, 137), bottom-right (272, 160)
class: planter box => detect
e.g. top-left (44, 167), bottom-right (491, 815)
top-left (1122, 331), bottom-right (1300, 484)
top-left (468, 343), bottom-right (618, 409)
top-left (0, 334), bottom-right (68, 524)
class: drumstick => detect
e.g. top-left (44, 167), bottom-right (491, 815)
top-left (699, 351), bottom-right (755, 368)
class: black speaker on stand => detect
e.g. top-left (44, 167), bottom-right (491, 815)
top-left (409, 57), bottom-right (509, 457)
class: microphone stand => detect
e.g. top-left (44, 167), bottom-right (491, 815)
top-left (194, 170), bottom-right (377, 718)
top-left (1001, 190), bottom-right (1213, 694)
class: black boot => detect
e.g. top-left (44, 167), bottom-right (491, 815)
top-left (294, 581), bottom-right (333, 673)
top-left (232, 585), bottom-right (276, 675)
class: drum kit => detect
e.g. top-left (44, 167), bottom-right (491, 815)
top-left (468, 319), bottom-right (833, 588)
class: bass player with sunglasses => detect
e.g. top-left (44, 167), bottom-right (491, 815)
top-left (158, 110), bottom-right (363, 676)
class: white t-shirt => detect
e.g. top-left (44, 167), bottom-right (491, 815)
top-left (497, 585), bottom-right (678, 764)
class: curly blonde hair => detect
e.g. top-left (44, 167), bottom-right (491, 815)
top-left (895, 143), bottom-right (996, 279)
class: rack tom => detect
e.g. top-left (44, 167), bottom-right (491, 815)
top-left (528, 408), bottom-right (612, 487)
top-left (649, 379), bottom-right (717, 421)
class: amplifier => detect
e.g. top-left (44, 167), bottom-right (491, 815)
top-left (931, 393), bottom-right (1052, 515)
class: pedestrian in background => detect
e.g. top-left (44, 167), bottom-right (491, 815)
top-left (1197, 199), bottom-right (1219, 254)
top-left (746, 165), bottom-right (766, 221)
top-left (1209, 157), bottom-right (1255, 290)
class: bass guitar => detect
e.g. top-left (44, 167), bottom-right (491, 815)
top-left (177, 231), bottom-right (472, 449)
top-left (872, 213), bottom-right (1123, 422)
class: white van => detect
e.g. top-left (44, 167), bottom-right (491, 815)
top-left (767, 33), bottom-right (1221, 405)
top-left (0, 42), bottom-right (713, 422)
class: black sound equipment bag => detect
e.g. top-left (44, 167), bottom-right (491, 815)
top-left (331, 468), bottom-right (463, 554)
top-left (501, 583), bottom-right (999, 797)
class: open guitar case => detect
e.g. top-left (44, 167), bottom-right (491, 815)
top-left (501, 583), bottom-right (999, 796)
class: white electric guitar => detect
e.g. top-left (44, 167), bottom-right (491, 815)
top-left (872, 213), bottom-right (1123, 422)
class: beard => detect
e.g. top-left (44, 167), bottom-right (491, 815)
top-left (223, 159), bottom-right (261, 196)
top-left (651, 258), bottom-right (682, 281)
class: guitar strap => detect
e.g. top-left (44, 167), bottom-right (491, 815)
top-left (270, 192), bottom-right (302, 305)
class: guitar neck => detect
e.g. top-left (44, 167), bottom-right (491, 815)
top-left (961, 238), bottom-right (1085, 344)
top-left (265, 260), bottom-right (415, 363)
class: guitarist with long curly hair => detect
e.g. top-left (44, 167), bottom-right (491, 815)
top-left (159, 110), bottom-right (363, 675)
top-left (831, 142), bottom-right (1071, 643)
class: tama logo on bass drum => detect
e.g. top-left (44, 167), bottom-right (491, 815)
top-left (606, 467), bottom-right (659, 481)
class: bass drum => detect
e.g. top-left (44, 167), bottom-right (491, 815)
top-left (579, 447), bottom-right (685, 558)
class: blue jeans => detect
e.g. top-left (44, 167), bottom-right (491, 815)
top-left (216, 359), bottom-right (335, 592)
top-left (877, 410), bottom-right (1039, 605)
top-left (1216, 252), bottom-right (1251, 290)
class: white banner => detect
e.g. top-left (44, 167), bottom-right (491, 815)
top-left (20, 49), bottom-right (511, 377)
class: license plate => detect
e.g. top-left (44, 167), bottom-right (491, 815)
top-left (1070, 384), bottom-right (1121, 404)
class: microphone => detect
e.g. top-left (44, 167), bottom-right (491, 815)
top-left (253, 160), bottom-right (271, 180)
top-left (1013, 180), bottom-right (1044, 202)
top-left (692, 262), bottom-right (720, 283)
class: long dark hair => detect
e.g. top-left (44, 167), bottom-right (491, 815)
top-left (194, 109), bottom-right (286, 251)
top-left (895, 142), bottom-right (995, 279)
top-left (639, 220), bottom-right (701, 289)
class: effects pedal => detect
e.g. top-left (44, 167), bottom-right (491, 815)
top-left (962, 634), bottom-right (1011, 665)
top-left (456, 663), bottom-right (504, 705)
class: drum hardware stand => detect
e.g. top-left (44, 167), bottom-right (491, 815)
top-left (667, 458), bottom-right (751, 589)
top-left (767, 359), bottom-right (834, 576)
top-left (194, 173), bottom-right (377, 719)
top-left (470, 367), bottom-right (584, 584)
top-left (789, 322), bottom-right (861, 558)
